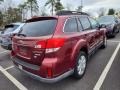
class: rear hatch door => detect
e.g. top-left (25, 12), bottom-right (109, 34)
top-left (13, 17), bottom-right (57, 65)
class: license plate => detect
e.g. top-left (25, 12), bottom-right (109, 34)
top-left (18, 65), bottom-right (23, 70)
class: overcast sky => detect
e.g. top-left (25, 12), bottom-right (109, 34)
top-left (7, 0), bottom-right (120, 10)
top-left (1, 0), bottom-right (120, 17)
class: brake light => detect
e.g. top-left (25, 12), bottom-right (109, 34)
top-left (46, 38), bottom-right (65, 48)
top-left (35, 38), bottom-right (65, 53)
top-left (47, 68), bottom-right (53, 78)
top-left (35, 38), bottom-right (65, 49)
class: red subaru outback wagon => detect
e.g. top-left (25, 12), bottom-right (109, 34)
top-left (11, 11), bottom-right (107, 83)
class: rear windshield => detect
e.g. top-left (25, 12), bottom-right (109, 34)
top-left (3, 25), bottom-right (19, 34)
top-left (20, 19), bottom-right (57, 37)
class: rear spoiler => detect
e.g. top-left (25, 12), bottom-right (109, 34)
top-left (26, 17), bottom-right (57, 23)
top-left (5, 24), bottom-right (14, 28)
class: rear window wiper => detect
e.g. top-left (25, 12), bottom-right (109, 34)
top-left (17, 33), bottom-right (26, 37)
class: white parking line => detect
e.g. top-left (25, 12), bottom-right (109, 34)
top-left (0, 51), bottom-right (8, 54)
top-left (93, 43), bottom-right (120, 90)
top-left (107, 40), bottom-right (120, 43)
top-left (5, 66), bottom-right (14, 71)
top-left (0, 65), bottom-right (28, 90)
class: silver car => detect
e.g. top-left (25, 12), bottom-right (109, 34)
top-left (0, 23), bottom-right (24, 50)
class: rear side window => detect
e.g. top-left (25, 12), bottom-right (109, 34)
top-left (64, 18), bottom-right (78, 32)
top-left (77, 18), bottom-right (83, 31)
top-left (79, 17), bottom-right (91, 30)
top-left (88, 17), bottom-right (99, 29)
top-left (20, 19), bottom-right (57, 37)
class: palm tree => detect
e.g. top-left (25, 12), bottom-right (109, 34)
top-left (54, 0), bottom-right (64, 12)
top-left (18, 2), bottom-right (28, 21)
top-left (45, 0), bottom-right (56, 15)
top-left (26, 0), bottom-right (39, 17)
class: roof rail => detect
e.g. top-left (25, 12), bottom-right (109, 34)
top-left (56, 10), bottom-right (89, 16)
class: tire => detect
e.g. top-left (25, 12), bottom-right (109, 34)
top-left (73, 51), bottom-right (87, 79)
top-left (100, 36), bottom-right (107, 49)
top-left (117, 30), bottom-right (119, 33)
top-left (111, 27), bottom-right (118, 37)
top-left (111, 30), bottom-right (116, 37)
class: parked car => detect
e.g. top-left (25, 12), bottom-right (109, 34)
top-left (11, 11), bottom-right (107, 83)
top-left (0, 23), bottom-right (24, 50)
top-left (98, 15), bottom-right (120, 37)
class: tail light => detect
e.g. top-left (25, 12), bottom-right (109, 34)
top-left (35, 38), bottom-right (65, 53)
top-left (47, 68), bottom-right (53, 78)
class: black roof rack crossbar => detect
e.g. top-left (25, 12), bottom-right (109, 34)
top-left (56, 10), bottom-right (89, 16)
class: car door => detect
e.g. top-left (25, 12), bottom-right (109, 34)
top-left (62, 17), bottom-right (79, 71)
top-left (88, 17), bottom-right (103, 47)
top-left (79, 16), bottom-right (96, 53)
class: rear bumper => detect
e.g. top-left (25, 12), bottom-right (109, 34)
top-left (15, 65), bottom-right (74, 83)
top-left (11, 57), bottom-right (74, 83)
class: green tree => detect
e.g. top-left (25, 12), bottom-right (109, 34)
top-left (54, 0), bottom-right (64, 12)
top-left (40, 7), bottom-right (48, 16)
top-left (108, 8), bottom-right (115, 15)
top-left (0, 11), bottom-right (3, 26)
top-left (26, 0), bottom-right (39, 17)
top-left (5, 7), bottom-right (22, 24)
top-left (45, 0), bottom-right (56, 15)
top-left (18, 2), bottom-right (28, 21)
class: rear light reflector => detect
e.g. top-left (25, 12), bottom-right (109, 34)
top-left (47, 68), bottom-right (53, 78)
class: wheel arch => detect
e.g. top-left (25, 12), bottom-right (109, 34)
top-left (70, 39), bottom-right (88, 68)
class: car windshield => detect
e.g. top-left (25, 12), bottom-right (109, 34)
top-left (3, 25), bottom-right (19, 34)
top-left (20, 19), bottom-right (57, 37)
top-left (98, 16), bottom-right (115, 24)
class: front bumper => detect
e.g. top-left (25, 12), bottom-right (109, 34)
top-left (11, 57), bottom-right (74, 83)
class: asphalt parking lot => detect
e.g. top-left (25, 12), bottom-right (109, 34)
top-left (0, 34), bottom-right (120, 90)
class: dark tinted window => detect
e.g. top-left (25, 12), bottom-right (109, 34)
top-left (79, 17), bottom-right (91, 30)
top-left (64, 18), bottom-right (78, 32)
top-left (88, 17), bottom-right (99, 29)
top-left (3, 25), bottom-right (19, 34)
top-left (20, 19), bottom-right (57, 37)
